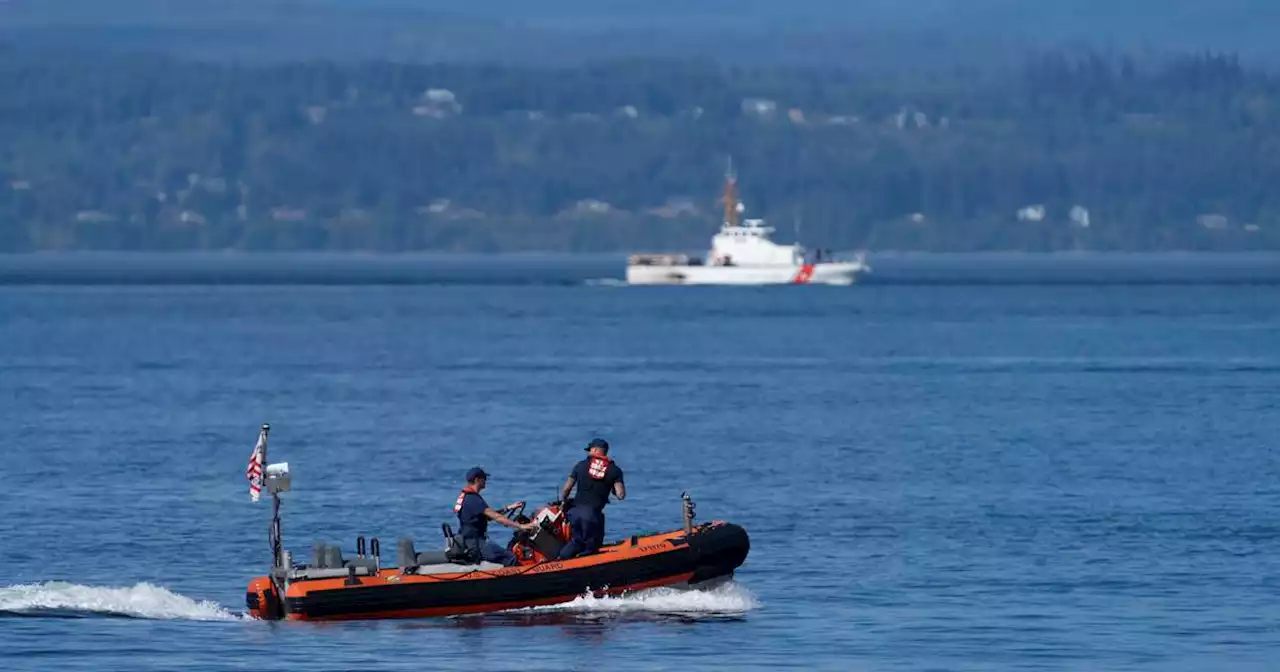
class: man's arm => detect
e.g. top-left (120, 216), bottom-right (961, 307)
top-left (612, 468), bottom-right (625, 500)
top-left (485, 507), bottom-right (536, 531)
top-left (560, 474), bottom-right (576, 502)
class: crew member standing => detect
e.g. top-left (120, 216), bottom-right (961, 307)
top-left (557, 438), bottom-right (625, 559)
top-left (454, 467), bottom-right (536, 566)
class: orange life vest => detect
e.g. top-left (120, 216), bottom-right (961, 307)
top-left (453, 485), bottom-right (479, 513)
top-left (587, 455), bottom-right (612, 480)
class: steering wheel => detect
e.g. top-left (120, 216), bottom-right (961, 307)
top-left (500, 501), bottom-right (527, 519)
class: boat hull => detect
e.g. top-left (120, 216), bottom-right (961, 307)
top-left (625, 261), bottom-right (864, 286)
top-left (248, 521), bottom-right (749, 621)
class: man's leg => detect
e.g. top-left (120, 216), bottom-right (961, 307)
top-left (592, 511), bottom-right (606, 551)
top-left (557, 508), bottom-right (588, 559)
top-left (455, 536), bottom-right (483, 564)
top-left (481, 541), bottom-right (517, 566)
top-left (579, 510), bottom-right (603, 555)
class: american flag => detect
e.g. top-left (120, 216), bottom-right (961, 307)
top-left (246, 427), bottom-right (267, 502)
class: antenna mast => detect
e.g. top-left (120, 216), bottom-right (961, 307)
top-left (722, 156), bottom-right (739, 228)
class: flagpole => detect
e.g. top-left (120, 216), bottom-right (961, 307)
top-left (261, 423), bottom-right (283, 570)
top-left (260, 423), bottom-right (269, 472)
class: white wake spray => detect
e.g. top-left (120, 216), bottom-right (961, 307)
top-left (0, 581), bottom-right (242, 621)
top-left (516, 582), bottom-right (760, 616)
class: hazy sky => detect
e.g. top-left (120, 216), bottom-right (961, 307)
top-left (3, 0), bottom-right (1273, 63)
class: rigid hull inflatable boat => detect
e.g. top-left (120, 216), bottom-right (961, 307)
top-left (247, 514), bottom-right (749, 621)
top-left (243, 438), bottom-right (749, 621)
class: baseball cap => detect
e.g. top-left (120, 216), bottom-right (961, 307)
top-left (465, 467), bottom-right (489, 481)
top-left (585, 438), bottom-right (609, 452)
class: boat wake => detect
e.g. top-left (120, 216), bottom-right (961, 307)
top-left (0, 581), bottom-right (243, 621)
top-left (514, 582), bottom-right (759, 618)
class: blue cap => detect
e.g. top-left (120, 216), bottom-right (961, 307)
top-left (465, 467), bottom-right (489, 482)
top-left (586, 438), bottom-right (609, 452)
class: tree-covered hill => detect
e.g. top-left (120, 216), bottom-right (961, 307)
top-left (1, 46), bottom-right (1277, 252)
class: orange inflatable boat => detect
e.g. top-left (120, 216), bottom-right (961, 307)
top-left (245, 477), bottom-right (750, 621)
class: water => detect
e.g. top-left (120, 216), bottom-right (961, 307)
top-left (2, 255), bottom-right (1278, 670)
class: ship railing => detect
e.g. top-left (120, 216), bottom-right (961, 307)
top-left (628, 254), bottom-right (692, 267)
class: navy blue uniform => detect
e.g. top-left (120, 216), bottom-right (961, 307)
top-left (455, 488), bottom-right (517, 566)
top-left (558, 456), bottom-right (624, 559)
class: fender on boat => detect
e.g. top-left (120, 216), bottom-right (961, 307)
top-left (246, 576), bottom-right (281, 620)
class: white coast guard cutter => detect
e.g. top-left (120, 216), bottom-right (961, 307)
top-left (625, 165), bottom-right (869, 286)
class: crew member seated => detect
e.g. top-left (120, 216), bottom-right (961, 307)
top-left (557, 438), bottom-right (625, 559)
top-left (454, 467), bottom-right (536, 566)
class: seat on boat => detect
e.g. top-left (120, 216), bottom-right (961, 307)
top-left (398, 536), bottom-right (484, 569)
top-left (397, 526), bottom-right (484, 570)
top-left (414, 550), bottom-right (452, 565)
top-left (286, 542), bottom-right (381, 581)
top-left (312, 542), bottom-right (342, 568)
top-left (412, 561), bottom-right (505, 576)
top-left (344, 557), bottom-right (379, 572)
top-left (396, 539), bottom-right (500, 573)
top-left (307, 542), bottom-right (381, 569)
top-left (288, 566), bottom-right (379, 580)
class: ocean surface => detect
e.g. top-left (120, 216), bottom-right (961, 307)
top-left (2, 253), bottom-right (1278, 671)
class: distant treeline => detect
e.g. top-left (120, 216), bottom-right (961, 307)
top-left (0, 46), bottom-right (1277, 252)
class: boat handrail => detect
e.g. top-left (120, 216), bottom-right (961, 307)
top-left (628, 253), bottom-right (692, 266)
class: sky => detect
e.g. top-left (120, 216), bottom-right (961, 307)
top-left (1, 0), bottom-right (1273, 65)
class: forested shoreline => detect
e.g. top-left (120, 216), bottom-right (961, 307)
top-left (1, 46), bottom-right (1277, 252)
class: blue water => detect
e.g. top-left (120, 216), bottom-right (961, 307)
top-left (2, 256), bottom-right (1279, 670)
